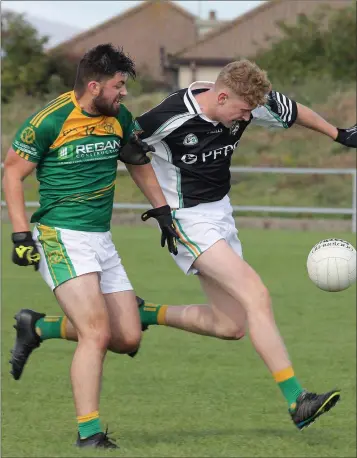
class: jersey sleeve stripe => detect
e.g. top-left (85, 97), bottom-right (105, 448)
top-left (144, 114), bottom-right (194, 145)
top-left (15, 149), bottom-right (30, 161)
top-left (280, 93), bottom-right (290, 122)
top-left (276, 92), bottom-right (295, 123)
top-left (184, 91), bottom-right (199, 114)
top-left (276, 92), bottom-right (287, 121)
top-left (30, 93), bottom-right (71, 126)
top-left (31, 95), bottom-right (72, 128)
top-left (287, 97), bottom-right (293, 123)
top-left (31, 96), bottom-right (72, 128)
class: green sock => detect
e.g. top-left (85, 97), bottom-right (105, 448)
top-left (139, 301), bottom-right (168, 326)
top-left (274, 367), bottom-right (304, 410)
top-left (35, 316), bottom-right (67, 341)
top-left (77, 411), bottom-right (102, 439)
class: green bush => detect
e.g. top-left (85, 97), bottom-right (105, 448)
top-left (1, 11), bottom-right (50, 102)
top-left (1, 11), bottom-right (162, 103)
top-left (252, 2), bottom-right (356, 85)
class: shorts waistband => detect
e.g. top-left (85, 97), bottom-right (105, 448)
top-left (172, 195), bottom-right (230, 212)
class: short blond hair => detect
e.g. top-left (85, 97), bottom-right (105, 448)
top-left (216, 60), bottom-right (272, 107)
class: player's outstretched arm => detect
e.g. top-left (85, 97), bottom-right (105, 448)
top-left (296, 103), bottom-right (357, 147)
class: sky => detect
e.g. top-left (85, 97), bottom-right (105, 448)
top-left (3, 1), bottom-right (265, 29)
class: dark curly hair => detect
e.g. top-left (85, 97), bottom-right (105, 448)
top-left (74, 43), bottom-right (136, 94)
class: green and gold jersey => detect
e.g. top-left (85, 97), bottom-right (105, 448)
top-left (12, 91), bottom-right (135, 231)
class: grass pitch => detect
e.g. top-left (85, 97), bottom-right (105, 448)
top-left (1, 224), bottom-right (356, 457)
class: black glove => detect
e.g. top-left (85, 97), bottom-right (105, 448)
top-left (335, 124), bottom-right (357, 147)
top-left (12, 231), bottom-right (41, 271)
top-left (118, 133), bottom-right (155, 165)
top-left (141, 205), bottom-right (179, 255)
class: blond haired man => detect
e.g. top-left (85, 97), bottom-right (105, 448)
top-left (125, 59), bottom-right (355, 429)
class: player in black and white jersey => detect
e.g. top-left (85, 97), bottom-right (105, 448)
top-left (121, 60), bottom-right (356, 430)
top-left (133, 83), bottom-right (297, 209)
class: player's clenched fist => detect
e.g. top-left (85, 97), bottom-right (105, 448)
top-left (11, 231), bottom-right (40, 271)
top-left (118, 134), bottom-right (155, 165)
top-left (335, 124), bottom-right (357, 148)
top-left (141, 205), bottom-right (179, 255)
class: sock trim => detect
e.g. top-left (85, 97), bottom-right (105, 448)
top-left (60, 316), bottom-right (67, 339)
top-left (273, 366), bottom-right (294, 383)
top-left (143, 305), bottom-right (157, 311)
top-left (157, 305), bottom-right (168, 325)
top-left (44, 316), bottom-right (60, 322)
top-left (77, 410), bottom-right (99, 423)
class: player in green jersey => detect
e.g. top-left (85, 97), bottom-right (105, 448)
top-left (3, 43), bottom-right (177, 449)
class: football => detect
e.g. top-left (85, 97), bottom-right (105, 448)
top-left (307, 238), bottom-right (356, 292)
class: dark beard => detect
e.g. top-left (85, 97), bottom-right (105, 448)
top-left (93, 91), bottom-right (120, 117)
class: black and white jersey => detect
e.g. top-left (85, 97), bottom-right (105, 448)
top-left (135, 81), bottom-right (297, 209)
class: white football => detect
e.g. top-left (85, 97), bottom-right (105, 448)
top-left (307, 238), bottom-right (356, 292)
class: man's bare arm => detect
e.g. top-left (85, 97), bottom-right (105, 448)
top-left (295, 103), bottom-right (338, 140)
top-left (3, 148), bottom-right (37, 232)
top-left (125, 162), bottom-right (168, 208)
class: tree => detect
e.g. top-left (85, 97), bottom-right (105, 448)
top-left (46, 50), bottom-right (78, 93)
top-left (1, 11), bottom-right (51, 102)
top-left (252, 2), bottom-right (356, 86)
top-left (324, 4), bottom-right (356, 81)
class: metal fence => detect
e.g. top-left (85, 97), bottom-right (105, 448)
top-left (2, 166), bottom-right (356, 232)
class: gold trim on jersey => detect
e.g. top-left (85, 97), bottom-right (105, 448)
top-left (50, 107), bottom-right (124, 150)
top-left (68, 90), bottom-right (123, 137)
top-left (15, 149), bottom-right (30, 161)
top-left (32, 97), bottom-right (72, 128)
top-left (57, 180), bottom-right (116, 203)
top-left (70, 90), bottom-right (81, 110)
top-left (30, 93), bottom-right (70, 125)
top-left (30, 92), bottom-right (72, 128)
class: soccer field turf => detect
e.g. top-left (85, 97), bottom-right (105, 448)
top-left (1, 224), bottom-right (356, 457)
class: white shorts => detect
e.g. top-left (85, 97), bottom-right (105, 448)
top-left (33, 224), bottom-right (133, 293)
top-left (171, 196), bottom-right (243, 275)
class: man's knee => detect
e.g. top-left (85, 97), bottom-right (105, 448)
top-left (238, 272), bottom-right (272, 315)
top-left (110, 330), bottom-right (142, 354)
top-left (214, 322), bottom-right (246, 340)
top-left (78, 312), bottom-right (111, 351)
top-left (211, 302), bottom-right (247, 341)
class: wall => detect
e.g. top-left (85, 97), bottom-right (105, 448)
top-left (178, 65), bottom-right (221, 88)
